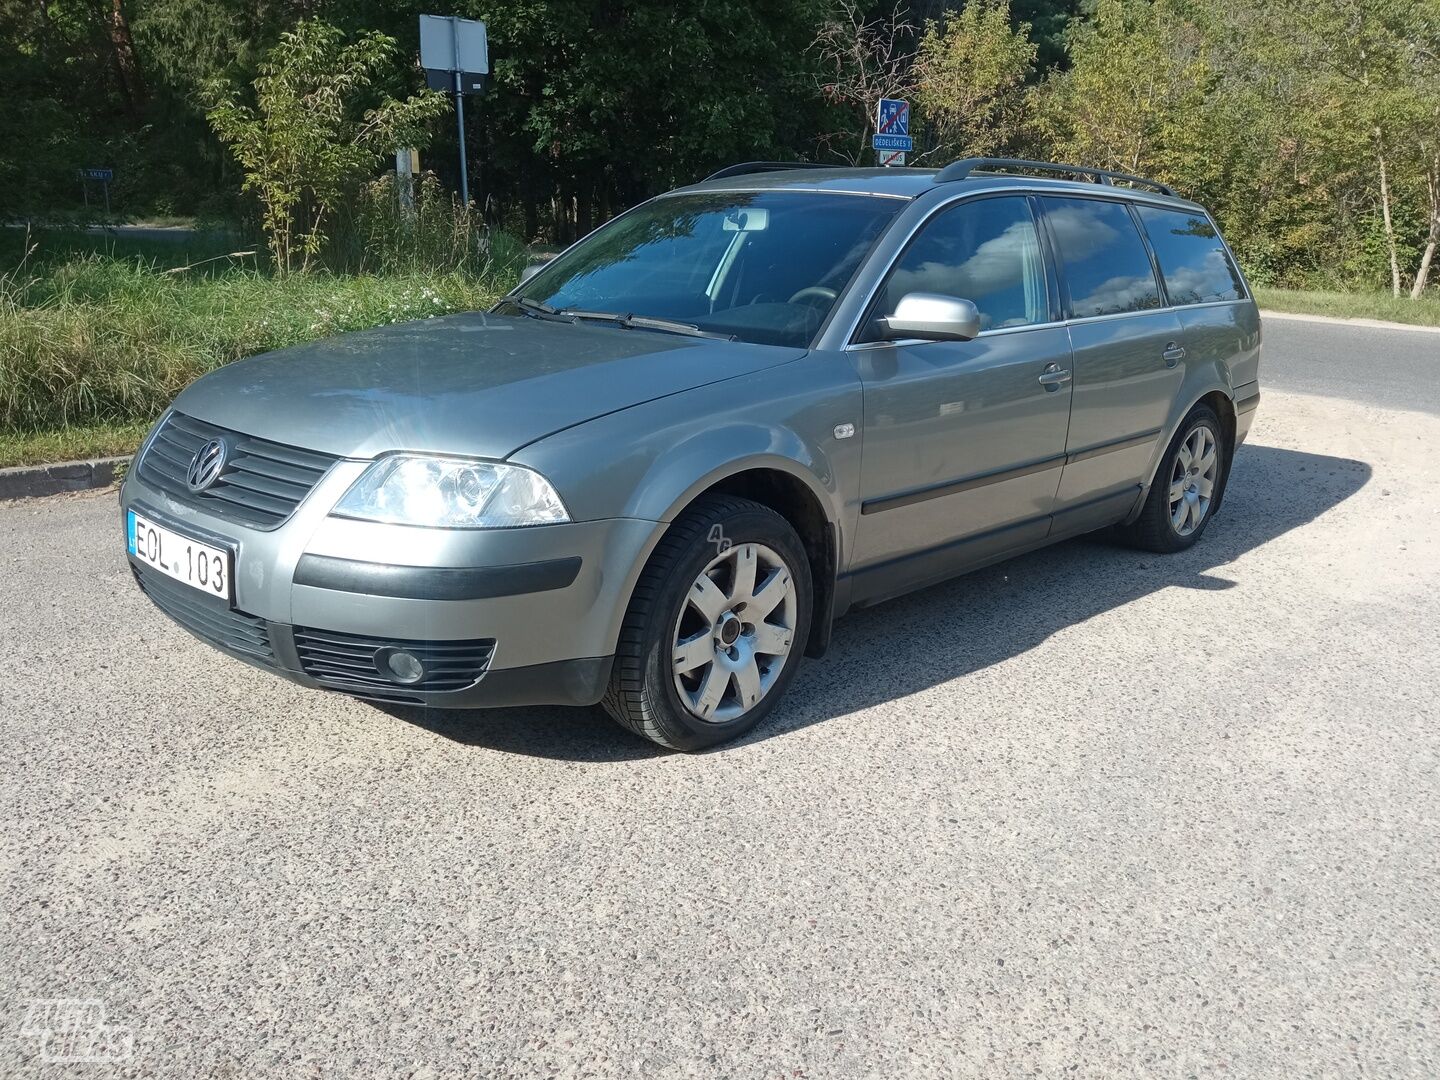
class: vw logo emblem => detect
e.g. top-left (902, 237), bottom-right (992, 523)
top-left (186, 437), bottom-right (229, 493)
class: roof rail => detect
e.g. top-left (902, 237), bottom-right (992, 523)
top-left (702, 161), bottom-right (831, 182)
top-left (935, 157), bottom-right (1176, 197)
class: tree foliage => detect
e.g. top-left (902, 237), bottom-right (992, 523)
top-left (914, 0), bottom-right (1036, 159)
top-left (4, 0), bottom-right (1439, 296)
top-left (206, 22), bottom-right (447, 272)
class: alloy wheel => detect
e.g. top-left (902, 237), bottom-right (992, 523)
top-left (671, 542), bottom-right (799, 724)
top-left (1168, 424), bottom-right (1218, 536)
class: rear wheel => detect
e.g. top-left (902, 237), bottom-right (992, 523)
top-left (602, 495), bottom-right (811, 750)
top-left (1120, 405), bottom-right (1226, 553)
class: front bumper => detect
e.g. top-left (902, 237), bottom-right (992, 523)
top-left (120, 462), bottom-right (663, 709)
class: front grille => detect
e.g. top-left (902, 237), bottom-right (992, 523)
top-left (293, 628), bottom-right (496, 696)
top-left (132, 564), bottom-right (275, 665)
top-left (138, 412), bottom-right (339, 530)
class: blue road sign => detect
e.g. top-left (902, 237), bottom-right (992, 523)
top-left (872, 133), bottom-right (913, 152)
top-left (79, 168), bottom-right (113, 182)
top-left (877, 98), bottom-right (910, 137)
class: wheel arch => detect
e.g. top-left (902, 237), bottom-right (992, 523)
top-left (644, 456), bottom-right (842, 660)
top-left (1130, 386), bottom-right (1237, 524)
top-left (694, 467), bottom-right (839, 659)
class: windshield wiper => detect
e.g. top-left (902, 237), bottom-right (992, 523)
top-left (561, 310), bottom-right (736, 341)
top-left (502, 296), bottom-right (577, 324)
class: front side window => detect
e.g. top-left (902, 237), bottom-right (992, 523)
top-left (1041, 197), bottom-right (1162, 318)
top-left (510, 191), bottom-right (902, 348)
top-left (867, 196), bottom-right (1049, 338)
top-left (1136, 206), bottom-right (1245, 305)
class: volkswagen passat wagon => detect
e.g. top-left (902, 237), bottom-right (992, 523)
top-left (121, 158), bottom-right (1261, 749)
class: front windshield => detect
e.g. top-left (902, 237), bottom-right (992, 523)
top-left (507, 191), bottom-right (904, 348)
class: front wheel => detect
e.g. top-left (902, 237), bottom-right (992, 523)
top-left (602, 495), bottom-right (812, 750)
top-left (1120, 405), bottom-right (1226, 553)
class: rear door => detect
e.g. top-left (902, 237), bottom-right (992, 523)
top-left (848, 194), bottom-right (1073, 598)
top-left (1038, 196), bottom-right (1185, 524)
top-left (1133, 204), bottom-right (1258, 392)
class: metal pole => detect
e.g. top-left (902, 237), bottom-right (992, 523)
top-left (455, 74), bottom-right (469, 207)
top-left (103, 180), bottom-right (111, 216)
top-left (450, 18), bottom-right (469, 207)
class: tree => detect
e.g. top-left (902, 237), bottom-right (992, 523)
top-left (1027, 0), bottom-right (1209, 176)
top-left (811, 1), bottom-right (918, 164)
top-left (1203, 0), bottom-right (1440, 296)
top-left (207, 20), bottom-right (446, 271)
top-left (913, 0), bottom-right (1036, 159)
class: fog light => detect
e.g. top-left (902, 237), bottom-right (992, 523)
top-left (375, 647), bottom-right (425, 685)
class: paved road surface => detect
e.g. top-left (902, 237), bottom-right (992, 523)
top-left (1, 335), bottom-right (1437, 1075)
top-left (1261, 313), bottom-right (1440, 414)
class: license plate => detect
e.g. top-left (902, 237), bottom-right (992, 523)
top-left (127, 510), bottom-right (232, 601)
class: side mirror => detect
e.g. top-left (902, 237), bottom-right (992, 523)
top-left (518, 262), bottom-right (548, 284)
top-left (881, 292), bottom-right (981, 342)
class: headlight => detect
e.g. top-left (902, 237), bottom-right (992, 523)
top-left (334, 456), bottom-right (569, 528)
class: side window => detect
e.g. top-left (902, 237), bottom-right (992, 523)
top-left (869, 196), bottom-right (1050, 337)
top-left (1041, 197), bottom-right (1162, 318)
top-left (1136, 206), bottom-right (1245, 305)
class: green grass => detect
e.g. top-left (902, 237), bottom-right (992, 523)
top-left (0, 421), bottom-right (149, 469)
top-left (1254, 287), bottom-right (1440, 327)
top-left (1, 243), bottom-right (519, 466)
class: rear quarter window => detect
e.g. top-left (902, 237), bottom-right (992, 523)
top-left (1136, 206), bottom-right (1246, 305)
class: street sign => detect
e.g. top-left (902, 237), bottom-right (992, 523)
top-left (420, 14), bottom-right (489, 91)
top-left (78, 168), bottom-right (114, 213)
top-left (873, 98), bottom-right (912, 160)
top-left (420, 14), bottom-right (490, 207)
top-left (877, 98), bottom-right (909, 136)
top-left (871, 133), bottom-right (913, 152)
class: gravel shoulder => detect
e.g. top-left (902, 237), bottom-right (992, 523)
top-left (1, 389), bottom-right (1436, 1078)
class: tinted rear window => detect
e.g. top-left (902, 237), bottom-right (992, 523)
top-left (1041, 197), bottom-right (1161, 318)
top-left (1136, 206), bottom-right (1246, 305)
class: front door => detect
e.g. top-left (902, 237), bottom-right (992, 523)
top-left (849, 194), bottom-right (1074, 602)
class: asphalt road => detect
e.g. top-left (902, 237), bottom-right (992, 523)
top-left (2, 324), bottom-right (1438, 1077)
top-left (1260, 313), bottom-right (1440, 414)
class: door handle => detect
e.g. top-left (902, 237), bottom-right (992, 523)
top-left (1038, 363), bottom-right (1072, 390)
top-left (1162, 342), bottom-right (1187, 366)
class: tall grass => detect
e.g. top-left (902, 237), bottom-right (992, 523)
top-left (334, 173), bottom-right (528, 277)
top-left (1253, 287), bottom-right (1440, 327)
top-left (1, 229), bottom-right (520, 439)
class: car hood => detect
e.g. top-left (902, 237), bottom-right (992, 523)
top-left (171, 311), bottom-right (805, 460)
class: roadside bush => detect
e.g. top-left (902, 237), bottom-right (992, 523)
top-left (335, 172), bottom-right (527, 278)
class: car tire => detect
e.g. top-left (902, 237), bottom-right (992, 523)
top-left (1120, 404), bottom-right (1227, 553)
top-left (602, 494), bottom-right (812, 751)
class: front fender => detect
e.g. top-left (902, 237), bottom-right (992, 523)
top-left (509, 355), bottom-right (865, 644)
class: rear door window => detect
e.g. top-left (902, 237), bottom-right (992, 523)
top-left (1136, 206), bottom-right (1246, 305)
top-left (1040, 197), bottom-right (1162, 318)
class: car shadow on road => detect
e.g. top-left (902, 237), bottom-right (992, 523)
top-left (379, 445), bottom-right (1370, 760)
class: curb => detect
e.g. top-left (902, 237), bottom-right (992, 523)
top-left (1259, 309), bottom-right (1440, 335)
top-left (0, 456), bottom-right (130, 500)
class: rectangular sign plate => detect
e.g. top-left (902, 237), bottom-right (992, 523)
top-left (127, 510), bottom-right (232, 601)
top-left (877, 98), bottom-right (910, 137)
top-left (872, 134), bottom-right (913, 152)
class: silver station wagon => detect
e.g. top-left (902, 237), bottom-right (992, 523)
top-left (121, 157), bottom-right (1261, 749)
